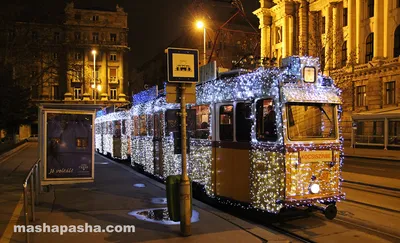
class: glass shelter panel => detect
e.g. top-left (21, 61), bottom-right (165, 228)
top-left (355, 120), bottom-right (384, 145)
top-left (389, 120), bottom-right (400, 146)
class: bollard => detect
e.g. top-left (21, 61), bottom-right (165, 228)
top-left (23, 184), bottom-right (30, 243)
top-left (30, 175), bottom-right (35, 221)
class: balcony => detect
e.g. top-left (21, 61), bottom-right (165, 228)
top-left (109, 77), bottom-right (119, 84)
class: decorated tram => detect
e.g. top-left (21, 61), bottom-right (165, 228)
top-left (95, 56), bottom-right (345, 219)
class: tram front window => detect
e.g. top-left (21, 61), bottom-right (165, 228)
top-left (287, 103), bottom-right (337, 140)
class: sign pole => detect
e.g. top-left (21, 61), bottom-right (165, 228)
top-left (179, 83), bottom-right (191, 236)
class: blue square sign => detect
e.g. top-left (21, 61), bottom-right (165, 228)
top-left (167, 47), bottom-right (199, 83)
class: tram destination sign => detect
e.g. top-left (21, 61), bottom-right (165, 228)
top-left (166, 47), bottom-right (199, 83)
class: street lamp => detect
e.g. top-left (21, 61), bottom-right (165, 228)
top-left (91, 49), bottom-right (97, 104)
top-left (196, 20), bottom-right (206, 65)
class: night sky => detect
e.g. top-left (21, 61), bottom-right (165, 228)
top-left (3, 0), bottom-right (260, 68)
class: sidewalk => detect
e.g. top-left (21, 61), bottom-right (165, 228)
top-left (10, 154), bottom-right (291, 243)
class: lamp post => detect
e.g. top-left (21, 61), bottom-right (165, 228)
top-left (91, 49), bottom-right (97, 104)
top-left (196, 20), bottom-right (206, 65)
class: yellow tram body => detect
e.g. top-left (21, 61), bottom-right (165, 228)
top-left (95, 56), bottom-right (345, 217)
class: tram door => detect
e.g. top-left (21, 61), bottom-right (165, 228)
top-left (113, 120), bottom-right (122, 158)
top-left (214, 102), bottom-right (252, 203)
top-left (153, 113), bottom-right (163, 176)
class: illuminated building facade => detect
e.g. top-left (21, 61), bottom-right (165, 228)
top-left (1, 2), bottom-right (129, 105)
top-left (254, 0), bottom-right (400, 148)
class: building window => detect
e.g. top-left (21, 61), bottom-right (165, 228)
top-left (110, 33), bottom-right (117, 42)
top-left (366, 33), bottom-right (374, 62)
top-left (341, 41), bottom-right (347, 67)
top-left (92, 15), bottom-right (99, 21)
top-left (74, 88), bottom-right (82, 100)
top-left (368, 0), bottom-right (374, 18)
top-left (321, 47), bottom-right (326, 71)
top-left (110, 89), bottom-right (117, 100)
top-left (93, 32), bottom-right (99, 43)
top-left (75, 52), bottom-right (81, 60)
top-left (386, 81), bottom-right (395, 105)
top-left (76, 138), bottom-right (88, 148)
top-left (74, 32), bottom-right (81, 40)
top-left (394, 25), bottom-right (400, 57)
top-left (110, 54), bottom-right (117, 61)
top-left (276, 26), bottom-right (282, 43)
top-left (343, 8), bottom-right (348, 26)
top-left (109, 68), bottom-right (117, 82)
top-left (54, 32), bottom-right (60, 43)
top-left (73, 70), bottom-right (82, 81)
top-left (52, 85), bottom-right (59, 100)
top-left (322, 16), bottom-right (326, 34)
top-left (356, 85), bottom-right (366, 106)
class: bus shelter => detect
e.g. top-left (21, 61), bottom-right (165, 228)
top-left (351, 107), bottom-right (400, 150)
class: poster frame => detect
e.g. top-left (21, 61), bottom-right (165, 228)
top-left (40, 107), bottom-right (95, 185)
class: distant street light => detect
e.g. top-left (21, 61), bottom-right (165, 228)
top-left (196, 20), bottom-right (206, 65)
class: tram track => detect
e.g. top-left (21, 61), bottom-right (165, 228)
top-left (104, 154), bottom-right (400, 243)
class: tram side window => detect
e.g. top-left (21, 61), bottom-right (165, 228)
top-left (108, 121), bottom-right (113, 135)
top-left (147, 114), bottom-right (154, 136)
top-left (220, 105), bottom-right (233, 141)
top-left (236, 103), bottom-right (252, 142)
top-left (113, 120), bottom-right (121, 138)
top-left (154, 113), bottom-right (161, 138)
top-left (122, 120), bottom-right (126, 135)
top-left (139, 115), bottom-right (147, 136)
top-left (256, 99), bottom-right (277, 141)
top-left (193, 105), bottom-right (210, 139)
top-left (133, 116), bottom-right (139, 136)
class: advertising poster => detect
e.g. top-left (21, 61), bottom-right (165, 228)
top-left (43, 110), bottom-right (95, 184)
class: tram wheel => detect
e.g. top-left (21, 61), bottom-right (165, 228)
top-left (324, 204), bottom-right (337, 220)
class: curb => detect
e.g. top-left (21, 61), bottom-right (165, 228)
top-left (0, 141), bottom-right (30, 163)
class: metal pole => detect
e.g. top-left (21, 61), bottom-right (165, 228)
top-left (35, 164), bottom-right (39, 205)
top-left (30, 176), bottom-right (35, 222)
top-left (23, 184), bottom-right (30, 243)
top-left (93, 53), bottom-right (96, 105)
top-left (179, 84), bottom-right (191, 236)
top-left (203, 27), bottom-right (206, 65)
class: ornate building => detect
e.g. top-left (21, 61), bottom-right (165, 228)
top-left (254, 0), bottom-right (400, 149)
top-left (1, 2), bottom-right (129, 105)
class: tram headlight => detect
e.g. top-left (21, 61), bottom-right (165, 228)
top-left (310, 183), bottom-right (320, 194)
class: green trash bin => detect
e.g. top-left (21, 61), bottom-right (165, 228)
top-left (166, 175), bottom-right (192, 222)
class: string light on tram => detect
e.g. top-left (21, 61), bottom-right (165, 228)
top-left (94, 55), bottom-right (345, 214)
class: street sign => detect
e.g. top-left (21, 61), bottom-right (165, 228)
top-left (166, 83), bottom-right (196, 103)
top-left (167, 47), bottom-right (199, 83)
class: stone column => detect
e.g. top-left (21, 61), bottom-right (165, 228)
top-left (356, 0), bottom-right (363, 63)
top-left (254, 7), bottom-right (273, 59)
top-left (299, 0), bottom-right (309, 56)
top-left (374, 0), bottom-right (384, 59)
top-left (326, 5), bottom-right (333, 71)
top-left (348, 0), bottom-right (356, 62)
top-left (332, 3), bottom-right (339, 68)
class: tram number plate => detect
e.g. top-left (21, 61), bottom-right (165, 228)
top-left (299, 151), bottom-right (332, 163)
